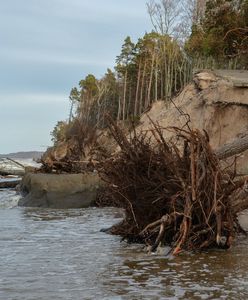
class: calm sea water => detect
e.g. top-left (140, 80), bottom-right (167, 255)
top-left (1, 189), bottom-right (248, 299)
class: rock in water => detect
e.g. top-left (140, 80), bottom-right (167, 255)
top-left (18, 172), bottom-right (102, 208)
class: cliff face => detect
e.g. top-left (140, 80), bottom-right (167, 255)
top-left (41, 70), bottom-right (248, 174)
top-left (138, 70), bottom-right (248, 174)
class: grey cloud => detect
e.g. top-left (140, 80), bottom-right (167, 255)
top-left (0, 0), bottom-right (152, 153)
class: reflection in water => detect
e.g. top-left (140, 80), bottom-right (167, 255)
top-left (104, 247), bottom-right (248, 299)
top-left (1, 191), bottom-right (248, 299)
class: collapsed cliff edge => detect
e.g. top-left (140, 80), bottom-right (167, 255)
top-left (138, 70), bottom-right (248, 173)
top-left (19, 70), bottom-right (248, 253)
top-left (96, 70), bottom-right (248, 254)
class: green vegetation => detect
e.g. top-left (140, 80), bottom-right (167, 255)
top-left (51, 31), bottom-right (192, 143)
top-left (51, 0), bottom-right (248, 145)
top-left (186, 0), bottom-right (248, 67)
top-left (51, 121), bottom-right (68, 145)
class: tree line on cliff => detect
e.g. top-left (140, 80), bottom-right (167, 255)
top-left (51, 0), bottom-right (248, 145)
top-left (43, 1), bottom-right (248, 252)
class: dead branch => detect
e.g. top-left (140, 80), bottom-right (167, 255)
top-left (97, 119), bottom-right (247, 254)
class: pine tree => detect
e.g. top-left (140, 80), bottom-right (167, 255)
top-left (115, 36), bottom-right (135, 120)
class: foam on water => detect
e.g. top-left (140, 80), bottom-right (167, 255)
top-left (0, 189), bottom-right (21, 209)
top-left (15, 158), bottom-right (41, 168)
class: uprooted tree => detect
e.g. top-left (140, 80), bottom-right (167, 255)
top-left (97, 118), bottom-right (248, 254)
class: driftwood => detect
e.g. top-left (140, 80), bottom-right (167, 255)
top-left (216, 133), bottom-right (248, 160)
top-left (0, 179), bottom-right (21, 189)
top-left (5, 157), bottom-right (25, 168)
top-left (0, 158), bottom-right (25, 176)
top-left (97, 119), bottom-right (248, 254)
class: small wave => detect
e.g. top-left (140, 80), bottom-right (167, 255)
top-left (15, 158), bottom-right (41, 168)
top-left (0, 190), bottom-right (21, 209)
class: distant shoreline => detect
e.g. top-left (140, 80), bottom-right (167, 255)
top-left (0, 151), bottom-right (43, 160)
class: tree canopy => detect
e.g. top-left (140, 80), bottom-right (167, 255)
top-left (51, 0), bottom-right (248, 145)
top-left (185, 0), bottom-right (248, 64)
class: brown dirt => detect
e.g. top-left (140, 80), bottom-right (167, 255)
top-left (137, 70), bottom-right (248, 174)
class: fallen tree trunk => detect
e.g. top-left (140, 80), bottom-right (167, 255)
top-left (216, 133), bottom-right (248, 160)
top-left (0, 158), bottom-right (25, 176)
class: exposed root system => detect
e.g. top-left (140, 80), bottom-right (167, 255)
top-left (97, 118), bottom-right (246, 254)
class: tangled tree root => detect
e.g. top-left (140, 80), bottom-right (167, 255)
top-left (97, 118), bottom-right (247, 254)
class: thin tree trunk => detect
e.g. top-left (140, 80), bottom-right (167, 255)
top-left (134, 62), bottom-right (141, 116)
top-left (117, 89), bottom-right (122, 121)
top-left (139, 60), bottom-right (147, 115)
top-left (122, 70), bottom-right (128, 120)
top-left (146, 52), bottom-right (155, 108)
top-left (160, 66), bottom-right (164, 100)
top-left (174, 59), bottom-right (177, 93)
top-left (69, 101), bottom-right (74, 123)
top-left (155, 55), bottom-right (158, 101)
top-left (164, 55), bottom-right (168, 99)
top-left (127, 85), bottom-right (132, 119)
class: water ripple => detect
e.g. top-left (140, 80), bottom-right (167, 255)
top-left (1, 191), bottom-right (248, 299)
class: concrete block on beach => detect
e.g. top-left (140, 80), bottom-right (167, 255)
top-left (18, 172), bottom-right (102, 208)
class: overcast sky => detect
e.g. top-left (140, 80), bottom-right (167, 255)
top-left (0, 0), bottom-right (152, 153)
